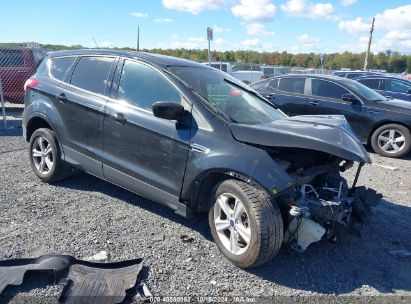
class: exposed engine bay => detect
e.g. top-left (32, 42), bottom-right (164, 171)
top-left (269, 148), bottom-right (382, 253)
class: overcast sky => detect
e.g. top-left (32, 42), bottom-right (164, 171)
top-left (1, 0), bottom-right (410, 53)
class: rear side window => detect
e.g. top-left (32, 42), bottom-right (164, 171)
top-left (70, 56), bottom-right (115, 95)
top-left (50, 57), bottom-right (76, 81)
top-left (312, 79), bottom-right (349, 99)
top-left (386, 79), bottom-right (411, 93)
top-left (357, 78), bottom-right (380, 90)
top-left (118, 60), bottom-right (181, 112)
top-left (0, 49), bottom-right (24, 67)
top-left (278, 78), bottom-right (305, 94)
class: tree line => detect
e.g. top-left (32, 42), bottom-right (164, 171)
top-left (2, 42), bottom-right (410, 73)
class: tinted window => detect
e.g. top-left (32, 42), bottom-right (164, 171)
top-left (118, 60), bottom-right (181, 112)
top-left (357, 78), bottom-right (380, 90)
top-left (311, 79), bottom-right (349, 99)
top-left (0, 49), bottom-right (24, 67)
top-left (70, 56), bottom-right (114, 95)
top-left (341, 79), bottom-right (386, 102)
top-left (50, 57), bottom-right (76, 81)
top-left (387, 79), bottom-right (411, 93)
top-left (278, 78), bottom-right (305, 94)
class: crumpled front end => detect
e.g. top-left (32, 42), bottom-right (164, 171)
top-left (277, 161), bottom-right (382, 253)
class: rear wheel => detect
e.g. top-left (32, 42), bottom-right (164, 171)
top-left (29, 128), bottom-right (72, 182)
top-left (371, 124), bottom-right (411, 158)
top-left (208, 180), bottom-right (283, 268)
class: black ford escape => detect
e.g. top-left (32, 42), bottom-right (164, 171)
top-left (23, 50), bottom-right (380, 268)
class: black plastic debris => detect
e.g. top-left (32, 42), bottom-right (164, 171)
top-left (0, 255), bottom-right (143, 304)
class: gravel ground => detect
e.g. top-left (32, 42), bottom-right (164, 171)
top-left (0, 123), bottom-right (410, 303)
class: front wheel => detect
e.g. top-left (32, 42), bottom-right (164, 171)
top-left (370, 124), bottom-right (411, 158)
top-left (208, 180), bottom-right (283, 268)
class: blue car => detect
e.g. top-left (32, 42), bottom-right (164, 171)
top-left (354, 75), bottom-right (411, 102)
top-left (332, 71), bottom-right (381, 79)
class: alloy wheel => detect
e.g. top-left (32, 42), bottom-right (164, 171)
top-left (32, 136), bottom-right (54, 174)
top-left (377, 129), bottom-right (406, 154)
top-left (213, 193), bottom-right (251, 255)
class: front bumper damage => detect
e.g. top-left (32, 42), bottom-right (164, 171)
top-left (282, 164), bottom-right (382, 253)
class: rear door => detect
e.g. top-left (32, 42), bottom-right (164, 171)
top-left (102, 59), bottom-right (192, 204)
top-left (267, 77), bottom-right (311, 116)
top-left (308, 78), bottom-right (370, 141)
top-left (52, 55), bottom-right (117, 176)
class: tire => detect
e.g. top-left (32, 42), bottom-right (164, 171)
top-left (208, 180), bottom-right (283, 268)
top-left (29, 128), bottom-right (72, 182)
top-left (370, 124), bottom-right (411, 158)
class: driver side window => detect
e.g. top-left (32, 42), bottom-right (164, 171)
top-left (118, 60), bottom-right (182, 112)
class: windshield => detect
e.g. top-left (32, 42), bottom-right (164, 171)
top-left (341, 79), bottom-right (386, 102)
top-left (168, 66), bottom-right (286, 125)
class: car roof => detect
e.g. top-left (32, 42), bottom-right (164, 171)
top-left (354, 75), bottom-right (410, 81)
top-left (271, 74), bottom-right (345, 81)
top-left (48, 49), bottom-right (208, 69)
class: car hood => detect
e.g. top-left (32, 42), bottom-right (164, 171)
top-left (230, 115), bottom-right (371, 163)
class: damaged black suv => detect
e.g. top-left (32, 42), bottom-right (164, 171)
top-left (23, 50), bottom-right (381, 268)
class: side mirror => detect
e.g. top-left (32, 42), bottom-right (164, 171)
top-left (342, 93), bottom-right (360, 103)
top-left (153, 102), bottom-right (186, 122)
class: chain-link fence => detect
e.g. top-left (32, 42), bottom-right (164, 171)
top-left (0, 46), bottom-right (45, 129)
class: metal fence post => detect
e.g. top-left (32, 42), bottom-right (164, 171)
top-left (0, 77), bottom-right (7, 130)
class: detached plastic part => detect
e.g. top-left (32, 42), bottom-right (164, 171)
top-left (284, 217), bottom-right (326, 253)
top-left (0, 255), bottom-right (143, 304)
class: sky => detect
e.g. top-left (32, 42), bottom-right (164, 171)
top-left (1, 0), bottom-right (410, 54)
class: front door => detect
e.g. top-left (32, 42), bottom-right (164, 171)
top-left (102, 59), bottom-right (192, 204)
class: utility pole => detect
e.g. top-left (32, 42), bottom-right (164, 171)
top-left (364, 17), bottom-right (375, 71)
top-left (207, 27), bottom-right (213, 66)
top-left (92, 37), bottom-right (99, 49)
top-left (137, 26), bottom-right (140, 51)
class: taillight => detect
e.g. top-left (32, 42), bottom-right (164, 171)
top-left (260, 75), bottom-right (267, 80)
top-left (24, 78), bottom-right (40, 92)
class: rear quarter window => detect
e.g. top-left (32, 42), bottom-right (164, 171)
top-left (50, 57), bottom-right (76, 81)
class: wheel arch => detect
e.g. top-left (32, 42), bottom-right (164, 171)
top-left (187, 169), bottom-right (267, 213)
top-left (26, 113), bottom-right (55, 141)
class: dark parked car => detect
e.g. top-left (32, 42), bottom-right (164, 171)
top-left (354, 75), bottom-right (411, 102)
top-left (23, 50), bottom-right (380, 268)
top-left (332, 70), bottom-right (380, 79)
top-left (0, 47), bottom-right (45, 102)
top-left (251, 74), bottom-right (411, 158)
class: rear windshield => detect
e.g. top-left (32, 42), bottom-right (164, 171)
top-left (0, 49), bottom-right (24, 67)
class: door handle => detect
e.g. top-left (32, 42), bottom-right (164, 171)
top-left (266, 93), bottom-right (276, 99)
top-left (57, 93), bottom-right (69, 103)
top-left (309, 101), bottom-right (319, 106)
top-left (110, 112), bottom-right (127, 124)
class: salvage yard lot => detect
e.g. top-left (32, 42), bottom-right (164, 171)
top-left (0, 128), bottom-right (410, 302)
